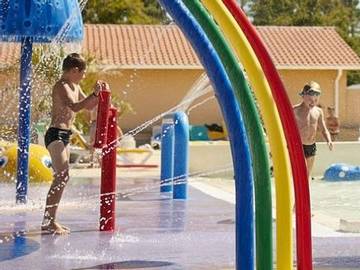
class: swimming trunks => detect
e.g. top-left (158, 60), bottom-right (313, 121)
top-left (303, 143), bottom-right (316, 158)
top-left (44, 127), bottom-right (72, 148)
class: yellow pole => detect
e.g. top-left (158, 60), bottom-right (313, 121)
top-left (200, 0), bottom-right (293, 268)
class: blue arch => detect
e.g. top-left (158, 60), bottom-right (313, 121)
top-left (158, 0), bottom-right (254, 269)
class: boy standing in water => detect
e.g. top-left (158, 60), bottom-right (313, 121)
top-left (293, 81), bottom-right (333, 179)
top-left (42, 53), bottom-right (102, 234)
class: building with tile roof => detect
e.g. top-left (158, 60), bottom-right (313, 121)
top-left (2, 25), bottom-right (360, 69)
top-left (1, 24), bottom-right (360, 141)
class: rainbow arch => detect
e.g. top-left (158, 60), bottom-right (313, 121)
top-left (158, 0), bottom-right (312, 270)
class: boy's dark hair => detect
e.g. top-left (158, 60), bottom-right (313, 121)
top-left (62, 53), bottom-right (86, 71)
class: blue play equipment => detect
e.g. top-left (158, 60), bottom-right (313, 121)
top-left (160, 112), bottom-right (189, 199)
top-left (189, 125), bottom-right (209, 141)
top-left (0, 0), bottom-right (83, 43)
top-left (0, 0), bottom-right (83, 203)
top-left (158, 1), bottom-right (254, 269)
top-left (324, 163), bottom-right (360, 181)
top-left (160, 119), bottom-right (175, 193)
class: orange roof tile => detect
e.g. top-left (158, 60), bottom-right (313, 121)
top-left (256, 26), bottom-right (360, 69)
top-left (82, 24), bottom-right (200, 69)
top-left (1, 24), bottom-right (360, 70)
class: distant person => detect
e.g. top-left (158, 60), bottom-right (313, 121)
top-left (293, 81), bottom-right (333, 180)
top-left (325, 106), bottom-right (340, 141)
top-left (42, 53), bottom-right (103, 235)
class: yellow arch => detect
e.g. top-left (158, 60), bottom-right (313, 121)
top-left (200, 0), bottom-right (293, 268)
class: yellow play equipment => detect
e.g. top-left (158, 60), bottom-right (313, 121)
top-left (70, 132), bottom-right (157, 168)
top-left (0, 140), bottom-right (12, 151)
top-left (0, 143), bottom-right (53, 183)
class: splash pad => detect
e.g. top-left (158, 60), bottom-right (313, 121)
top-left (0, 0), bottom-right (318, 269)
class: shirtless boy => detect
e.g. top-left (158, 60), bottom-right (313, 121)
top-left (41, 53), bottom-right (102, 234)
top-left (293, 81), bottom-right (333, 179)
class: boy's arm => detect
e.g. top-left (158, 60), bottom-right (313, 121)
top-left (78, 88), bottom-right (87, 101)
top-left (78, 87), bottom-right (99, 111)
top-left (318, 109), bottom-right (333, 149)
top-left (60, 83), bottom-right (99, 112)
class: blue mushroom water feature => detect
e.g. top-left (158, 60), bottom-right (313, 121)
top-left (0, 0), bottom-right (83, 203)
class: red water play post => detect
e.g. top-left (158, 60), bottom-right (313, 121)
top-left (94, 82), bottom-right (111, 149)
top-left (100, 107), bottom-right (118, 231)
top-left (93, 82), bottom-right (118, 231)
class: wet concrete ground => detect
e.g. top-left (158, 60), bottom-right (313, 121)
top-left (0, 173), bottom-right (360, 269)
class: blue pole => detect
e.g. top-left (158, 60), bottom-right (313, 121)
top-left (16, 37), bottom-right (33, 204)
top-left (157, 1), bottom-right (253, 268)
top-left (173, 112), bottom-right (189, 200)
top-left (160, 118), bottom-right (175, 193)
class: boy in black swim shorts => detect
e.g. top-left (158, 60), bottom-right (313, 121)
top-left (44, 127), bottom-right (72, 148)
top-left (41, 53), bottom-right (106, 235)
top-left (303, 143), bottom-right (317, 158)
top-left (293, 81), bottom-right (333, 179)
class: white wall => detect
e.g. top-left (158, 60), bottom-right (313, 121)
top-left (189, 141), bottom-right (360, 178)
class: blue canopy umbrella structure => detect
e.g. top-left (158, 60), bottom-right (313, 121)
top-left (0, 0), bottom-right (84, 203)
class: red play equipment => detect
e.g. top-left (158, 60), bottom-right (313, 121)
top-left (94, 82), bottom-right (111, 149)
top-left (94, 82), bottom-right (118, 231)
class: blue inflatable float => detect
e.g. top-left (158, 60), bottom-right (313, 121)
top-left (324, 163), bottom-right (360, 181)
